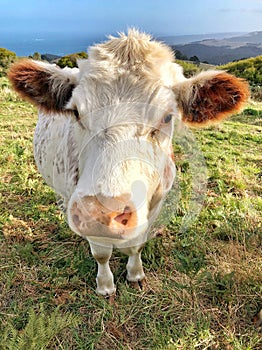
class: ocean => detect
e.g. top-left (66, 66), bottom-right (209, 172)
top-left (1, 32), bottom-right (106, 57)
top-left (1, 31), bottom-right (248, 58)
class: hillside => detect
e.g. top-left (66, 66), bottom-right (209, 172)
top-left (221, 56), bottom-right (262, 84)
top-left (171, 31), bottom-right (262, 64)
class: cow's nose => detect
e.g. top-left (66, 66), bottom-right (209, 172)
top-left (110, 206), bottom-right (134, 227)
top-left (105, 205), bottom-right (133, 228)
top-left (70, 195), bottom-right (137, 231)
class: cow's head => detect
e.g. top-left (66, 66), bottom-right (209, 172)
top-left (8, 30), bottom-right (249, 244)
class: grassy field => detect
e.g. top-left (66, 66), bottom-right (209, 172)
top-left (0, 76), bottom-right (261, 349)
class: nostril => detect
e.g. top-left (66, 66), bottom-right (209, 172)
top-left (121, 219), bottom-right (128, 226)
top-left (113, 211), bottom-right (132, 226)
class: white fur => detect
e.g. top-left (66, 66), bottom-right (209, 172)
top-left (31, 31), bottom-right (185, 295)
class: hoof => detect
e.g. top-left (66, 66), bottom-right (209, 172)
top-left (104, 293), bottom-right (117, 306)
top-left (129, 278), bottom-right (146, 291)
top-left (96, 283), bottom-right (116, 297)
top-left (96, 284), bottom-right (116, 305)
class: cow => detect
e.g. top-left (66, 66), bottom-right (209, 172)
top-left (8, 29), bottom-right (249, 297)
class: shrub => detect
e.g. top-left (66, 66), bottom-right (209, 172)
top-left (57, 52), bottom-right (88, 68)
top-left (0, 48), bottom-right (17, 77)
top-left (175, 59), bottom-right (201, 77)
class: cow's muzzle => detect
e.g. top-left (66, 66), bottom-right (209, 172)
top-left (69, 194), bottom-right (139, 236)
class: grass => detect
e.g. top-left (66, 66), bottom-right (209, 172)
top-left (0, 77), bottom-right (261, 349)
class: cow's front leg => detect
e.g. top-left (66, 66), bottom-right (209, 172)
top-left (119, 245), bottom-right (146, 289)
top-left (89, 242), bottom-right (116, 296)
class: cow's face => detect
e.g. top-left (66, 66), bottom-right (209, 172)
top-left (66, 80), bottom-right (178, 241)
top-left (8, 31), bottom-right (249, 244)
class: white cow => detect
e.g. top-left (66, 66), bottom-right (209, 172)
top-left (8, 30), bottom-right (249, 297)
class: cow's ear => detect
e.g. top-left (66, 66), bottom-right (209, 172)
top-left (8, 59), bottom-right (79, 114)
top-left (173, 71), bottom-right (249, 127)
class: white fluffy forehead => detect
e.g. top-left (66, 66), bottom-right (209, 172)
top-left (78, 29), bottom-right (183, 82)
top-left (67, 29), bottom-right (184, 128)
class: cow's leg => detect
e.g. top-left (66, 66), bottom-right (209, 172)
top-left (119, 245), bottom-right (146, 289)
top-left (89, 242), bottom-right (116, 296)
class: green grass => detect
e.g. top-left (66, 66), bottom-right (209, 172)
top-left (0, 78), bottom-right (261, 349)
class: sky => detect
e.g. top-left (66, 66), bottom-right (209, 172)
top-left (0, 0), bottom-right (262, 38)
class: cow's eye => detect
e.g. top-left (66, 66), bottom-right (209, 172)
top-left (162, 114), bottom-right (173, 124)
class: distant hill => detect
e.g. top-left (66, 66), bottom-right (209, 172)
top-left (226, 31), bottom-right (262, 45)
top-left (159, 32), bottom-right (246, 45)
top-left (169, 31), bottom-right (262, 64)
top-left (41, 53), bottom-right (61, 62)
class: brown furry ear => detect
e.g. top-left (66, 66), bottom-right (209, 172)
top-left (8, 59), bottom-right (78, 113)
top-left (173, 71), bottom-right (249, 127)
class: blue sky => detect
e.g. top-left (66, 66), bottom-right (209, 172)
top-left (1, 0), bottom-right (262, 37)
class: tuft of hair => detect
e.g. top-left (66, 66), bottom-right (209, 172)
top-left (88, 28), bottom-right (175, 76)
